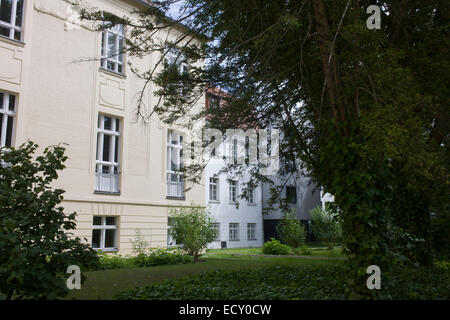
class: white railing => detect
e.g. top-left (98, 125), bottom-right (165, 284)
top-left (95, 172), bottom-right (120, 193)
top-left (167, 173), bottom-right (184, 198)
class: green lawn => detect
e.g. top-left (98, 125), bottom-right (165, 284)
top-left (66, 254), bottom-right (339, 300)
top-left (203, 246), bottom-right (343, 258)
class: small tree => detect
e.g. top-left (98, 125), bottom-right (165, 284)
top-left (168, 206), bottom-right (216, 262)
top-left (310, 205), bottom-right (342, 250)
top-left (276, 211), bottom-right (307, 248)
top-left (130, 229), bottom-right (148, 257)
top-left (0, 141), bottom-right (99, 300)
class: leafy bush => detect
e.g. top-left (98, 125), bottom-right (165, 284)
top-left (96, 248), bottom-right (193, 270)
top-left (114, 264), bottom-right (450, 300)
top-left (133, 248), bottom-right (193, 267)
top-left (310, 205), bottom-right (342, 249)
top-left (299, 245), bottom-right (313, 255)
top-left (0, 142), bottom-right (99, 300)
top-left (169, 206), bottom-right (216, 262)
top-left (276, 211), bottom-right (307, 248)
top-left (430, 209), bottom-right (450, 259)
top-left (97, 251), bottom-right (134, 270)
top-left (262, 238), bottom-right (290, 255)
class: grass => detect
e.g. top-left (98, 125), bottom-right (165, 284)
top-left (203, 246), bottom-right (343, 258)
top-left (66, 253), bottom-right (338, 300)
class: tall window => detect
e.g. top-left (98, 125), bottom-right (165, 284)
top-left (247, 223), bottom-right (257, 241)
top-left (286, 186), bottom-right (297, 204)
top-left (209, 176), bottom-right (219, 201)
top-left (95, 114), bottom-right (120, 193)
top-left (163, 48), bottom-right (188, 95)
top-left (167, 130), bottom-right (184, 198)
top-left (213, 222), bottom-right (220, 241)
top-left (0, 0), bottom-right (24, 41)
top-left (229, 223), bottom-right (239, 241)
top-left (0, 91), bottom-right (16, 148)
top-left (228, 180), bottom-right (237, 204)
top-left (231, 138), bottom-right (238, 164)
top-left (92, 216), bottom-right (118, 251)
top-left (101, 24), bottom-right (124, 74)
top-left (247, 183), bottom-right (255, 204)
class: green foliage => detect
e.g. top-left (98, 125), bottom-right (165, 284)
top-left (0, 141), bottom-right (99, 300)
top-left (96, 251), bottom-right (134, 270)
top-left (81, 0), bottom-right (450, 297)
top-left (130, 229), bottom-right (148, 257)
top-left (168, 206), bottom-right (216, 262)
top-left (96, 248), bottom-right (193, 270)
top-left (114, 264), bottom-right (450, 300)
top-left (310, 205), bottom-right (342, 250)
top-left (262, 238), bottom-right (290, 255)
top-left (276, 211), bottom-right (307, 248)
top-left (299, 245), bottom-right (313, 256)
top-left (430, 209), bottom-right (450, 259)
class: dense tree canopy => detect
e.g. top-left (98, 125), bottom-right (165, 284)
top-left (80, 0), bottom-right (449, 297)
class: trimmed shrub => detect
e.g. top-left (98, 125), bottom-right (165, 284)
top-left (262, 238), bottom-right (290, 255)
top-left (96, 248), bottom-right (193, 270)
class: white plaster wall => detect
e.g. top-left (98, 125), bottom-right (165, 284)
top-left (204, 140), bottom-right (264, 249)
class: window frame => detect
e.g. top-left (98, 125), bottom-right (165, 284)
top-left (163, 47), bottom-right (189, 96)
top-left (209, 176), bottom-right (219, 202)
top-left (247, 223), bottom-right (257, 241)
top-left (100, 24), bottom-right (125, 75)
top-left (91, 216), bottom-right (118, 251)
top-left (229, 223), bottom-right (240, 241)
top-left (286, 185), bottom-right (297, 204)
top-left (95, 114), bottom-right (121, 194)
top-left (247, 183), bottom-right (255, 205)
top-left (228, 180), bottom-right (238, 204)
top-left (0, 0), bottom-right (25, 42)
top-left (213, 222), bottom-right (220, 242)
top-left (0, 91), bottom-right (16, 148)
top-left (166, 129), bottom-right (185, 198)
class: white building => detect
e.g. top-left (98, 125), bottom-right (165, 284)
top-left (204, 90), bottom-right (264, 249)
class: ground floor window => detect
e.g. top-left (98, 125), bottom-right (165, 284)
top-left (247, 223), bottom-right (257, 240)
top-left (213, 222), bottom-right (220, 241)
top-left (92, 216), bottom-right (118, 250)
top-left (229, 223), bottom-right (239, 241)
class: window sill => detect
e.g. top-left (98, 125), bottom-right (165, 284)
top-left (229, 239), bottom-right (240, 242)
top-left (94, 190), bottom-right (121, 196)
top-left (247, 203), bottom-right (257, 206)
top-left (99, 67), bottom-right (126, 79)
top-left (94, 248), bottom-right (118, 252)
top-left (0, 35), bottom-right (25, 47)
top-left (166, 196), bottom-right (186, 200)
top-left (209, 200), bottom-right (220, 204)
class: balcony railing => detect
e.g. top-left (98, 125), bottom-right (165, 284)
top-left (95, 172), bottom-right (120, 194)
top-left (167, 173), bottom-right (184, 198)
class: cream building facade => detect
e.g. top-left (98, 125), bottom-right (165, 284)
top-left (0, 0), bottom-right (205, 254)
